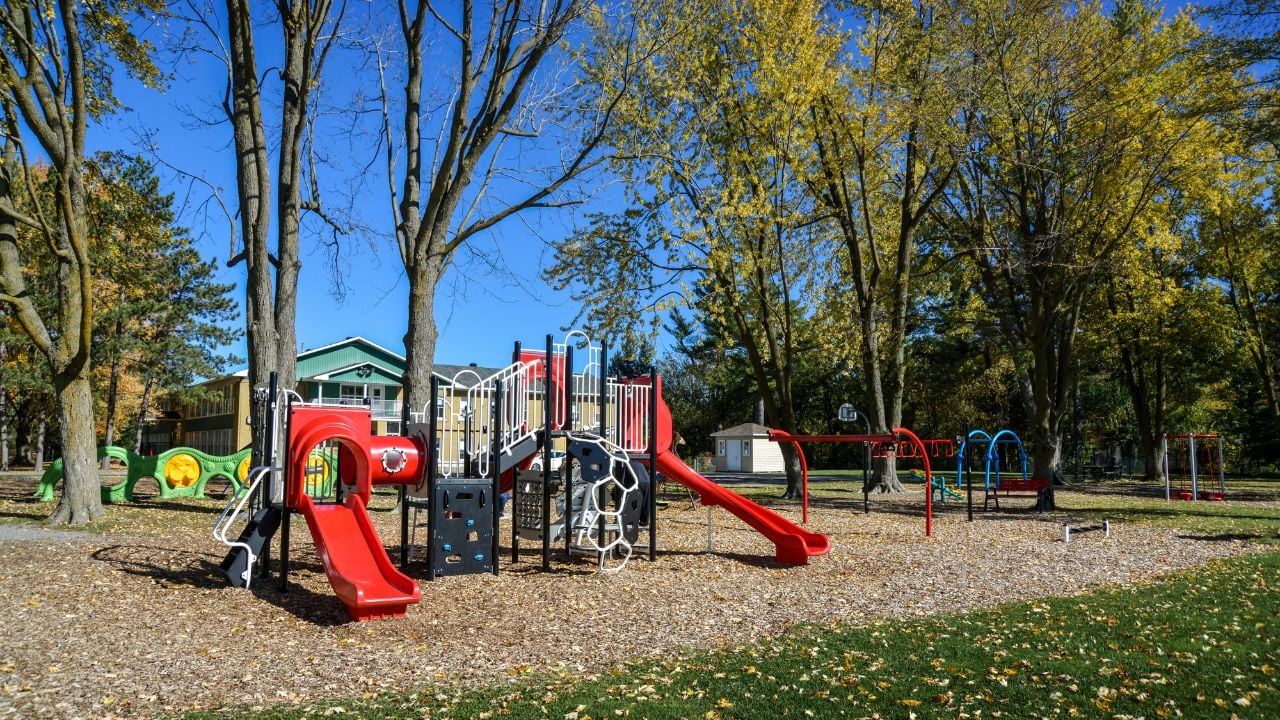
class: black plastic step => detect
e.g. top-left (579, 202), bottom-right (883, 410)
top-left (219, 506), bottom-right (282, 588)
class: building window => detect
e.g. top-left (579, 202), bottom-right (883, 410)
top-left (185, 429), bottom-right (233, 456)
top-left (435, 397), bottom-right (446, 420)
top-left (717, 440), bottom-right (726, 457)
top-left (384, 421), bottom-right (401, 436)
top-left (339, 384), bottom-right (364, 404)
top-left (741, 440), bottom-right (751, 457)
top-left (189, 385), bottom-right (234, 419)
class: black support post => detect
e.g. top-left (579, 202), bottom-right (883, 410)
top-left (399, 483), bottom-right (409, 567)
top-left (490, 382), bottom-right (503, 576)
top-left (966, 428), bottom-right (974, 522)
top-left (596, 343), bottom-right (608, 563)
top-left (564, 343), bottom-right (575, 560)
top-left (648, 365), bottom-right (658, 561)
top-left (511, 341), bottom-right (522, 565)
top-left (542, 334), bottom-right (554, 570)
top-left (427, 377), bottom-right (440, 575)
top-left (278, 376), bottom-right (292, 593)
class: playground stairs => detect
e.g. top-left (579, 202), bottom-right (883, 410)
top-left (499, 434), bottom-right (541, 476)
top-left (219, 505), bottom-right (282, 588)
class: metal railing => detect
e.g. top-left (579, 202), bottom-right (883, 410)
top-left (212, 465), bottom-right (271, 589)
top-left (553, 331), bottom-right (601, 432)
top-left (430, 360), bottom-right (542, 478)
top-left (312, 397), bottom-right (400, 418)
top-left (608, 378), bottom-right (652, 453)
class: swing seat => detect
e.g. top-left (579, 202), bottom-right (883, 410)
top-left (1176, 490), bottom-right (1194, 501)
top-left (1198, 490), bottom-right (1224, 501)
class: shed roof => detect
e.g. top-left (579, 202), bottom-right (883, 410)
top-left (711, 423), bottom-right (774, 438)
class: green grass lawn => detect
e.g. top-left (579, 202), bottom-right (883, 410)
top-left (184, 549), bottom-right (1280, 720)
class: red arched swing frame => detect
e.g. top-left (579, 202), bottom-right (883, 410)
top-left (768, 428), bottom-right (936, 536)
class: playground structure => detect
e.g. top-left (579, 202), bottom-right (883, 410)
top-left (1163, 433), bottom-right (1226, 501)
top-left (214, 331), bottom-right (830, 621)
top-left (35, 445), bottom-right (338, 504)
top-left (767, 429), bottom-right (938, 536)
top-left (35, 445), bottom-right (254, 503)
top-left (953, 429), bottom-right (1043, 510)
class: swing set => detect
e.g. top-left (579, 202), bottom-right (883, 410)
top-left (1163, 433), bottom-right (1226, 502)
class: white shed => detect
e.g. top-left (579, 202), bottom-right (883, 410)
top-left (711, 423), bottom-right (786, 473)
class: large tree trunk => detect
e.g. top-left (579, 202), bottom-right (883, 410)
top-left (858, 299), bottom-right (904, 494)
top-left (0, 342), bottom-right (7, 471)
top-left (226, 0), bottom-right (279, 396)
top-left (33, 416), bottom-right (46, 473)
top-left (1027, 296), bottom-right (1079, 512)
top-left (134, 376), bottom-right (154, 454)
top-left (101, 289), bottom-right (125, 469)
top-left (48, 371), bottom-right (102, 524)
top-left (1119, 342), bottom-right (1166, 482)
top-left (401, 259), bottom-right (441, 417)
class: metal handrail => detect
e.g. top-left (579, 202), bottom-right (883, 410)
top-left (212, 465), bottom-right (272, 589)
top-left (467, 360), bottom-right (540, 478)
top-left (425, 360), bottom-right (542, 478)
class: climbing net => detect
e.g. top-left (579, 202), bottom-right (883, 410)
top-left (566, 432), bottom-right (642, 573)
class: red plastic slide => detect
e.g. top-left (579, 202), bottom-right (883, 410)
top-left (296, 493), bottom-right (421, 621)
top-left (646, 379), bottom-right (828, 565)
top-left (656, 452), bottom-right (830, 565)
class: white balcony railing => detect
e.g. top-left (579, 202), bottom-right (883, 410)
top-left (313, 397), bottom-right (401, 419)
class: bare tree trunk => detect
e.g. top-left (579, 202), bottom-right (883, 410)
top-left (134, 376), bottom-right (155, 454)
top-left (225, 0), bottom-right (279, 395)
top-left (0, 340), bottom-right (7, 471)
top-left (33, 415), bottom-right (45, 473)
top-left (401, 260), bottom-right (441, 415)
top-left (101, 287), bottom-right (125, 468)
top-left (389, 0), bottom-right (607, 426)
top-left (48, 371), bottom-right (101, 524)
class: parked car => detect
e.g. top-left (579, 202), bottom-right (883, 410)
top-left (528, 450), bottom-right (566, 474)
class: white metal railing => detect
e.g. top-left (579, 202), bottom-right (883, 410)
top-left (553, 331), bottom-right (602, 432)
top-left (428, 361), bottom-right (542, 478)
top-left (212, 465), bottom-right (271, 589)
top-left (608, 378), bottom-right (653, 453)
top-left (313, 397), bottom-right (400, 418)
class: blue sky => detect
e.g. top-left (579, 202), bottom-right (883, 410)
top-left (89, 5), bottom-right (636, 371)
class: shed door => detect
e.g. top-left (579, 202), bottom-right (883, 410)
top-left (726, 438), bottom-right (742, 472)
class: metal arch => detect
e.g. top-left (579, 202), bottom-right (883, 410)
top-left (955, 429), bottom-right (993, 491)
top-left (985, 429), bottom-right (1028, 492)
top-left (893, 427), bottom-right (934, 537)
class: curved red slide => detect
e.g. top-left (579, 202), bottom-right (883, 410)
top-left (642, 377), bottom-right (828, 565)
top-left (296, 493), bottom-right (421, 621)
top-left (656, 452), bottom-right (829, 565)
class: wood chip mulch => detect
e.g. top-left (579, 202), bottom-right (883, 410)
top-left (0, 482), bottom-right (1268, 719)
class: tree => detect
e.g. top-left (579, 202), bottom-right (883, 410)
top-left (0, 0), bottom-right (164, 524)
top-left (938, 0), bottom-right (1223, 508)
top-left (807, 0), bottom-right (966, 492)
top-left (1197, 160), bottom-right (1280, 443)
top-left (199, 0), bottom-right (345, 397)
top-left (85, 153), bottom-right (177, 462)
top-left (379, 0), bottom-right (618, 426)
top-left (1091, 199), bottom-right (1236, 481)
top-left (133, 246), bottom-right (241, 453)
top-left (546, 0), bottom-right (842, 496)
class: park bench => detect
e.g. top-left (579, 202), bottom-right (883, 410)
top-left (984, 477), bottom-right (1049, 510)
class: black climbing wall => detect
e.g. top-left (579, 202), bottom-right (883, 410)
top-left (427, 478), bottom-right (495, 579)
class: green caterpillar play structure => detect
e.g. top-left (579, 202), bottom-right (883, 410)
top-left (35, 446), bottom-right (338, 503)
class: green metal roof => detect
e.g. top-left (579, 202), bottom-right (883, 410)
top-left (324, 364), bottom-right (403, 384)
top-left (296, 337), bottom-right (405, 380)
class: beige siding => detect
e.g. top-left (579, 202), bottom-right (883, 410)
top-left (234, 379), bottom-right (251, 449)
top-left (745, 438), bottom-right (786, 473)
